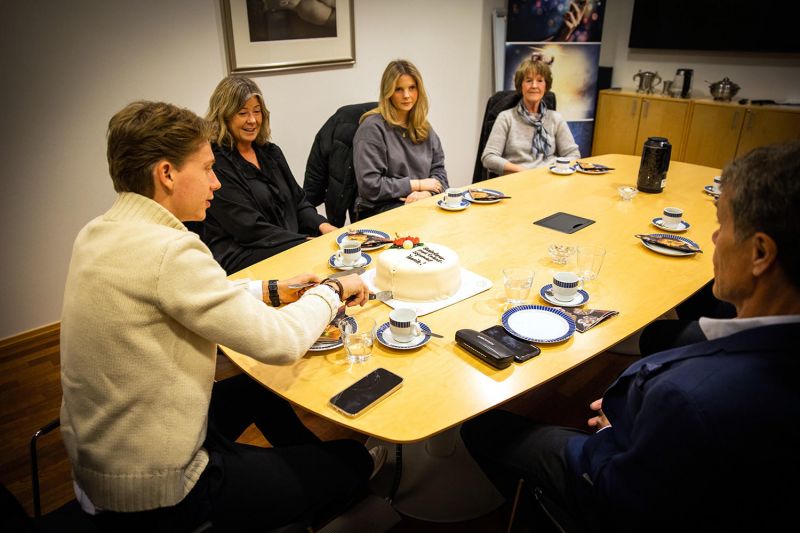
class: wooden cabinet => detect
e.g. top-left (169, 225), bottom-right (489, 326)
top-left (592, 91), bottom-right (689, 158)
top-left (594, 90), bottom-right (800, 166)
top-left (593, 92), bottom-right (641, 155)
top-left (683, 102), bottom-right (800, 167)
top-left (634, 97), bottom-right (691, 157)
top-left (736, 107), bottom-right (800, 156)
top-left (683, 102), bottom-right (745, 168)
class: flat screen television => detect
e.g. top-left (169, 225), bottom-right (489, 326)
top-left (628, 0), bottom-right (800, 53)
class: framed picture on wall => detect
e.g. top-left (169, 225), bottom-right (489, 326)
top-left (220, 0), bottom-right (355, 74)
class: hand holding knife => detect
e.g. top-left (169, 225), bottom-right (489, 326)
top-left (287, 267), bottom-right (366, 289)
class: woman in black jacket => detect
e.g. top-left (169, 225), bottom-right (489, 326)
top-left (203, 75), bottom-right (337, 274)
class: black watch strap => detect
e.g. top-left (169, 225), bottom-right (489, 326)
top-left (267, 280), bottom-right (280, 307)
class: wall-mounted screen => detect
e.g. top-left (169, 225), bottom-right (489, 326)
top-left (629, 0), bottom-right (800, 53)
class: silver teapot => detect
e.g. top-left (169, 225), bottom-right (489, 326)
top-left (634, 70), bottom-right (662, 94)
top-left (708, 77), bottom-right (740, 101)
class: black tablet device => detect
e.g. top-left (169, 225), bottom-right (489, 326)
top-left (534, 212), bottom-right (595, 234)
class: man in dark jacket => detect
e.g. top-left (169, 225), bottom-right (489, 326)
top-left (462, 141), bottom-right (800, 531)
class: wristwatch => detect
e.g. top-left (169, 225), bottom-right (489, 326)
top-left (267, 280), bottom-right (280, 307)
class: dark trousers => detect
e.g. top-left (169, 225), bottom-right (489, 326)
top-left (91, 374), bottom-right (371, 532)
top-left (461, 410), bottom-right (592, 532)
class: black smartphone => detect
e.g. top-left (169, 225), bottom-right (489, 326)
top-left (329, 368), bottom-right (403, 417)
top-left (481, 325), bottom-right (541, 363)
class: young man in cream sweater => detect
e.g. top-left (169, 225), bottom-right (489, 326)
top-left (60, 100), bottom-right (381, 531)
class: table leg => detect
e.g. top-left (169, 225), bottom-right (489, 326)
top-left (367, 425), bottom-right (505, 522)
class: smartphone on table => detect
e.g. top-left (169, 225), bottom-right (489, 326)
top-left (329, 368), bottom-right (403, 417)
top-left (481, 325), bottom-right (541, 363)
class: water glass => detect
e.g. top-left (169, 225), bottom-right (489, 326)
top-left (340, 316), bottom-right (376, 364)
top-left (503, 268), bottom-right (534, 305)
top-left (577, 246), bottom-right (606, 281)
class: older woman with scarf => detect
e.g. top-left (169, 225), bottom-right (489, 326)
top-left (481, 56), bottom-right (579, 175)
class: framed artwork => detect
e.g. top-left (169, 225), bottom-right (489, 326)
top-left (220, 0), bottom-right (355, 74)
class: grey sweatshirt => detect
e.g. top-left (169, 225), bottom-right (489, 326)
top-left (353, 114), bottom-right (448, 210)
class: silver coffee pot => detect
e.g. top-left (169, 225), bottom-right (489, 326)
top-left (633, 70), bottom-right (662, 94)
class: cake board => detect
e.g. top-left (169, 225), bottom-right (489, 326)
top-left (362, 268), bottom-right (493, 317)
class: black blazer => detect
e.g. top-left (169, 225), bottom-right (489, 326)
top-left (203, 142), bottom-right (327, 274)
top-left (304, 102), bottom-right (377, 226)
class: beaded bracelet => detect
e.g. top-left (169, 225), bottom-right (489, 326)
top-left (320, 278), bottom-right (344, 301)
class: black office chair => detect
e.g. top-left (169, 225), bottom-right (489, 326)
top-left (507, 478), bottom-right (583, 533)
top-left (304, 102), bottom-right (377, 227)
top-left (472, 90), bottom-right (557, 184)
top-left (28, 417), bottom-right (217, 533)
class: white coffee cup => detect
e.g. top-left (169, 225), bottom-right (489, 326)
top-left (445, 188), bottom-right (463, 207)
top-left (335, 239), bottom-right (362, 266)
top-left (662, 207), bottom-right (684, 229)
top-left (712, 176), bottom-right (722, 194)
top-left (555, 157), bottom-right (571, 171)
top-left (389, 308), bottom-right (422, 343)
top-left (552, 272), bottom-right (583, 302)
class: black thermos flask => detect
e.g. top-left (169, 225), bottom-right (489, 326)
top-left (677, 68), bottom-right (693, 98)
top-left (637, 137), bottom-right (672, 193)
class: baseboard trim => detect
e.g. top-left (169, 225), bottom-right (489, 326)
top-left (0, 322), bottom-right (60, 350)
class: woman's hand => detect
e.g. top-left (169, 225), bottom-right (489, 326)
top-left (318, 222), bottom-right (338, 235)
top-left (587, 398), bottom-right (611, 431)
top-left (276, 273), bottom-right (322, 304)
top-left (414, 178), bottom-right (443, 194)
top-left (402, 191), bottom-right (433, 204)
top-left (336, 274), bottom-right (369, 306)
top-left (503, 162), bottom-right (526, 175)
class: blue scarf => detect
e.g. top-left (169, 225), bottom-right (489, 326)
top-left (516, 99), bottom-right (552, 158)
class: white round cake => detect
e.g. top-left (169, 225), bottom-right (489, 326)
top-left (374, 243), bottom-right (461, 301)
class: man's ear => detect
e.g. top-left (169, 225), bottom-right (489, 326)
top-left (153, 160), bottom-right (174, 194)
top-left (751, 232), bottom-right (778, 278)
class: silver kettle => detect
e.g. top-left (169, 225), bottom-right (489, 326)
top-left (633, 70), bottom-right (662, 94)
top-left (708, 77), bottom-right (740, 101)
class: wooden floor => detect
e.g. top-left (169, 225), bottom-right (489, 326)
top-left (0, 325), bottom-right (635, 530)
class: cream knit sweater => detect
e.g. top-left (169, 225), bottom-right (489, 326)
top-left (60, 192), bottom-right (340, 512)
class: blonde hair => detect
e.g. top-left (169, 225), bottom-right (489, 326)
top-left (361, 59), bottom-right (430, 144)
top-left (206, 76), bottom-right (271, 150)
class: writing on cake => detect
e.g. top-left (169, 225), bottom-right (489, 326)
top-left (406, 247), bottom-right (446, 265)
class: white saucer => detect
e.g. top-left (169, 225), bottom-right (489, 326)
top-left (549, 166), bottom-right (576, 175)
top-left (375, 322), bottom-right (432, 350)
top-left (703, 185), bottom-right (720, 197)
top-left (539, 285), bottom-right (589, 307)
top-left (328, 253), bottom-right (371, 270)
top-left (652, 217), bottom-right (690, 232)
top-left (501, 305), bottom-right (575, 343)
top-left (437, 199), bottom-right (470, 211)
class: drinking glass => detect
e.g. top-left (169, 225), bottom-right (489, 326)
top-left (340, 316), bottom-right (376, 364)
top-left (503, 268), bottom-right (534, 306)
top-left (577, 246), bottom-right (606, 281)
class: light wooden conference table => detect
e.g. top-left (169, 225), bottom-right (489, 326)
top-left (223, 154), bottom-right (718, 517)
